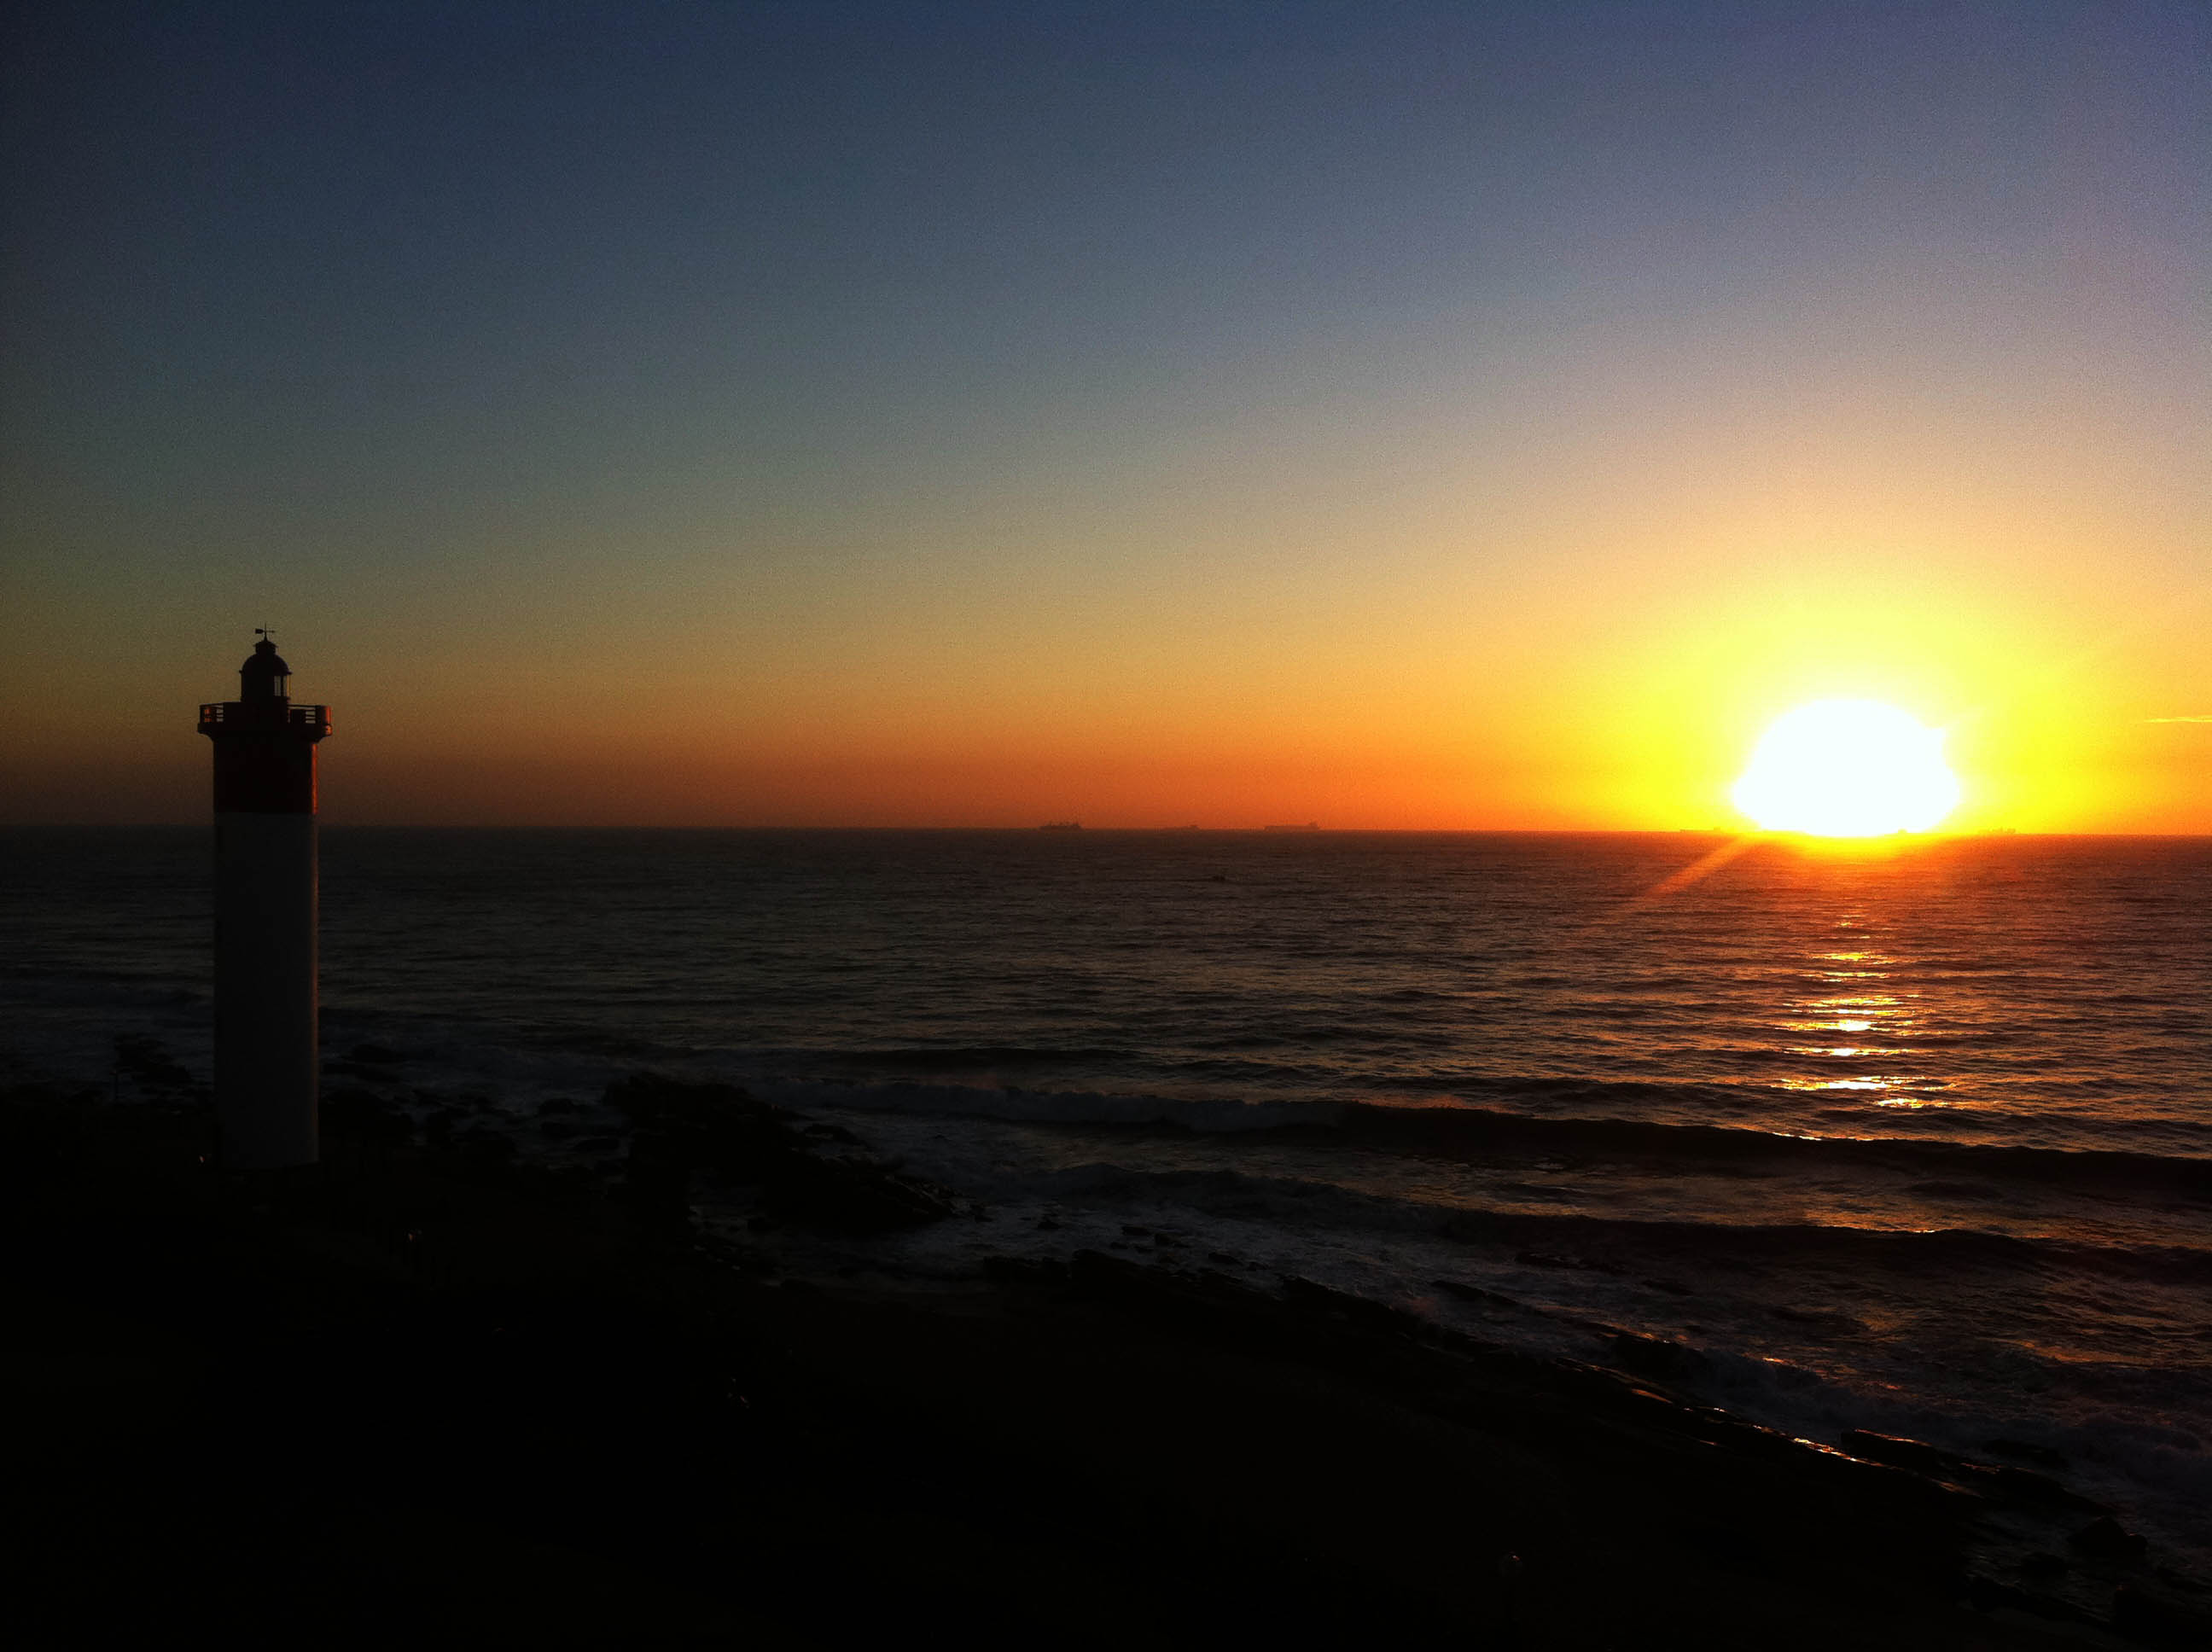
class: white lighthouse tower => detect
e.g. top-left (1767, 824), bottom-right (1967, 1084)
top-left (198, 632), bottom-right (331, 1168)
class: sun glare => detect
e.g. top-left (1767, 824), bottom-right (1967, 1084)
top-left (1732, 700), bottom-right (1960, 836)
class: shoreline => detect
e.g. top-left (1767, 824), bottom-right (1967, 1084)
top-left (9, 1078), bottom-right (2203, 1647)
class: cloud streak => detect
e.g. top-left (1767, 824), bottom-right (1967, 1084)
top-left (2145, 715), bottom-right (2212, 724)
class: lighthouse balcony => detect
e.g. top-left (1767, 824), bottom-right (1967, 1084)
top-left (199, 702), bottom-right (332, 735)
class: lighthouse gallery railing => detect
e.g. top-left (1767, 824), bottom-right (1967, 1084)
top-left (199, 703), bottom-right (332, 731)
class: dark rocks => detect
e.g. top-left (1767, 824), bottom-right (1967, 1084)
top-left (2069, 1515), bottom-right (2148, 1562)
top-left (1068, 1251), bottom-right (1270, 1330)
top-left (606, 1074), bottom-right (958, 1235)
top-left (1278, 1275), bottom-right (1426, 1339)
top-left (1674, 1406), bottom-right (1808, 1462)
top-left (456, 1126), bottom-right (519, 1179)
top-left (764, 1149), bottom-right (961, 1232)
top-left (1839, 1429), bottom-right (1965, 1478)
top-left (1610, 1330), bottom-right (1708, 1382)
top-left (620, 1142), bottom-right (696, 1243)
top-left (1514, 1249), bottom-right (1619, 1274)
top-left (981, 1255), bottom-right (1068, 1288)
top-left (1430, 1277), bottom-right (1516, 1309)
top-left (981, 1240), bottom-right (2001, 1604)
top-left (1068, 1248), bottom-right (1179, 1300)
top-left (322, 1086), bottom-right (413, 1148)
top-left (1965, 1573), bottom-right (2033, 1614)
top-left (113, 1034), bottom-right (197, 1097)
top-left (608, 1074), bottom-right (791, 1169)
top-left (1685, 1521), bottom-right (1786, 1578)
top-left (1991, 1464), bottom-right (2100, 1511)
top-left (1985, 1436), bottom-right (2068, 1470)
top-left (2113, 1580), bottom-right (2212, 1645)
top-left (1835, 1430), bottom-right (2108, 1515)
top-left (1064, 1254), bottom-right (1443, 1375)
top-left (328, 1044), bottom-right (400, 1081)
top-left (1963, 1574), bottom-right (2093, 1625)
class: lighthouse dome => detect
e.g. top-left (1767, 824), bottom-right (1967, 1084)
top-left (240, 637), bottom-right (291, 699)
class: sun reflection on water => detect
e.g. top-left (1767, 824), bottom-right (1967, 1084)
top-left (1770, 940), bottom-right (1948, 1102)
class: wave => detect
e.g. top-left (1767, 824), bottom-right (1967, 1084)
top-left (981, 1160), bottom-right (2212, 1283)
top-left (1438, 1207), bottom-right (2212, 1284)
top-left (753, 1076), bottom-right (1344, 1134)
top-left (1336, 1101), bottom-right (2212, 1195)
top-left (814, 1044), bottom-right (1129, 1071)
top-left (750, 1070), bottom-right (2212, 1198)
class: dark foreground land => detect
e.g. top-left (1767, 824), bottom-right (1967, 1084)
top-left (5, 1079), bottom-right (2200, 1649)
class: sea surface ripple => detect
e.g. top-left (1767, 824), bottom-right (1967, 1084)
top-left (5, 827), bottom-right (2208, 1564)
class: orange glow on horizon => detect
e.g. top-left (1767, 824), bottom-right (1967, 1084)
top-left (7, 445), bottom-right (2206, 832)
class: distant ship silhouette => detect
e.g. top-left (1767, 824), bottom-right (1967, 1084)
top-left (1039, 821), bottom-right (1082, 832)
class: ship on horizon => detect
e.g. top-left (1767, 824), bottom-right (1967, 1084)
top-left (1039, 820), bottom-right (1082, 832)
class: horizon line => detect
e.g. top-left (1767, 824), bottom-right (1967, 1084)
top-left (7, 822), bottom-right (2207, 841)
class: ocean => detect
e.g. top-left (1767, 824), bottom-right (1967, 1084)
top-left (6, 826), bottom-right (2208, 1568)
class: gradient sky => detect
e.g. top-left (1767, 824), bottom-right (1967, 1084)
top-left (4, 1), bottom-right (2207, 829)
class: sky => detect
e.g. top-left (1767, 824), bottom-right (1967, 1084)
top-left (3, 0), bottom-right (2207, 829)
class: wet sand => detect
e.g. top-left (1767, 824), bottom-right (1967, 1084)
top-left (3, 1081), bottom-right (2179, 1649)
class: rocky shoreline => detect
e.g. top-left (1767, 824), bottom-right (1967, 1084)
top-left (7, 1073), bottom-right (2204, 1648)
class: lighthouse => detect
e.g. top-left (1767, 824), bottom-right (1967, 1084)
top-left (198, 632), bottom-right (331, 1168)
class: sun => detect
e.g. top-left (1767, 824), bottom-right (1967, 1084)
top-left (1732, 700), bottom-right (1961, 836)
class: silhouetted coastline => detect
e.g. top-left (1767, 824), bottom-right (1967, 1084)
top-left (9, 823), bottom-right (2211, 1608)
top-left (10, 1073), bottom-right (2202, 1647)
